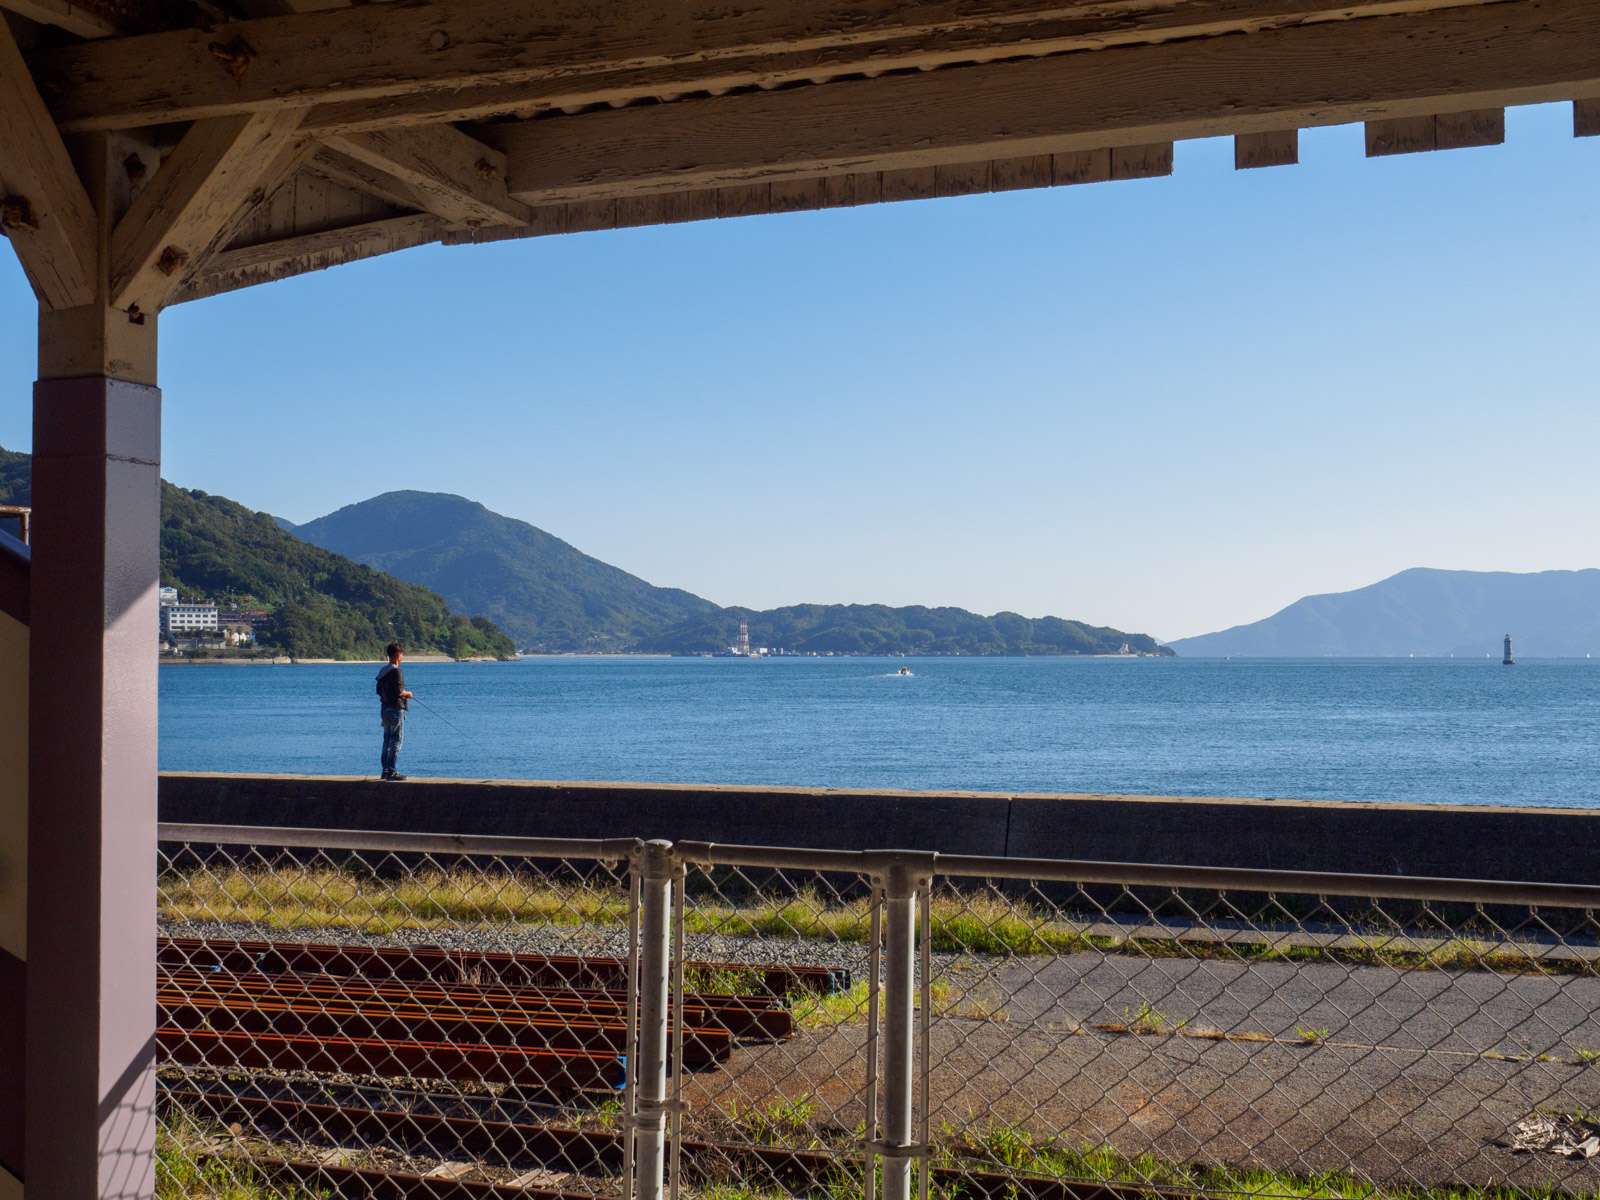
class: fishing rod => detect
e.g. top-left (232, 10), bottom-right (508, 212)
top-left (407, 696), bottom-right (488, 747)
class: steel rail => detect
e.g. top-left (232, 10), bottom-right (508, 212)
top-left (158, 991), bottom-right (735, 1064)
top-left (159, 1027), bottom-right (628, 1089)
top-left (157, 966), bottom-right (796, 1040)
top-left (674, 841), bottom-right (1600, 908)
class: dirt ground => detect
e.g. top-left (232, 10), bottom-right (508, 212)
top-left (682, 953), bottom-right (1600, 1196)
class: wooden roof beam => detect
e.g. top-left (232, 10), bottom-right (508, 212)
top-left (31, 0), bottom-right (1516, 134)
top-left (0, 12), bottom-right (96, 310)
top-left (492, 0), bottom-right (1600, 205)
top-left (320, 126), bottom-right (527, 227)
top-left (110, 107), bottom-right (307, 312)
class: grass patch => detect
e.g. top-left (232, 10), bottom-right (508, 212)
top-left (159, 867), bottom-right (1596, 979)
top-left (936, 1122), bottom-right (1539, 1200)
top-left (158, 1110), bottom-right (327, 1199)
top-left (790, 980), bottom-right (871, 1029)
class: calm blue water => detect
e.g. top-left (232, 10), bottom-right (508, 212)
top-left (157, 657), bottom-right (1600, 807)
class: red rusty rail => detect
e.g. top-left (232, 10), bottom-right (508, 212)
top-left (159, 979), bottom-right (733, 1065)
top-left (158, 1027), bottom-right (626, 1090)
top-left (160, 964), bottom-right (794, 1041)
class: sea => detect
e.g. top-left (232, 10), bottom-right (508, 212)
top-left (158, 656), bottom-right (1600, 808)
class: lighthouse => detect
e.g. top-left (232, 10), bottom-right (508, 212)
top-left (1503, 634), bottom-right (1514, 665)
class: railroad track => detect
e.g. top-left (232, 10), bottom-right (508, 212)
top-left (155, 934), bottom-right (813, 1194)
top-left (161, 1085), bottom-right (1175, 1200)
top-left (158, 937), bottom-right (803, 1092)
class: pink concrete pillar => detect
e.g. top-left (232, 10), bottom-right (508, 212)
top-left (27, 369), bottom-right (161, 1199)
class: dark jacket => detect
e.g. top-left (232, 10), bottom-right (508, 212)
top-left (376, 663), bottom-right (407, 709)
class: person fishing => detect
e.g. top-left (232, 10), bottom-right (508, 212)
top-left (375, 641), bottom-right (414, 781)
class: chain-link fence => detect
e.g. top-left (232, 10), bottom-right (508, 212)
top-left (157, 824), bottom-right (1600, 1200)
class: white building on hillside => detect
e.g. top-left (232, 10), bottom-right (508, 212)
top-left (160, 603), bottom-right (219, 637)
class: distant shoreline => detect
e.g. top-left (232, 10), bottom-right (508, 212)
top-left (159, 653), bottom-right (513, 666)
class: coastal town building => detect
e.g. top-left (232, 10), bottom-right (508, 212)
top-left (158, 602), bottom-right (219, 638)
top-left (2, 2), bottom-right (1598, 1197)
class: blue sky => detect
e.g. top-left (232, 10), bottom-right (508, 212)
top-left (3, 103), bottom-right (1597, 640)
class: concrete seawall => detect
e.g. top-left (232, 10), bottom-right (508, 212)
top-left (159, 773), bottom-right (1600, 884)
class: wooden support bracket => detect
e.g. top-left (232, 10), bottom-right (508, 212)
top-left (0, 15), bottom-right (97, 310)
top-left (321, 126), bottom-right (529, 227)
top-left (110, 107), bottom-right (309, 312)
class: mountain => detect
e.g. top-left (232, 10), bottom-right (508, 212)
top-left (635, 604), bottom-right (1170, 657)
top-left (292, 491), bottom-right (719, 652)
top-left (0, 449), bottom-right (515, 660)
top-left (292, 490), bottom-right (1171, 656)
top-left (1168, 568), bottom-right (1600, 657)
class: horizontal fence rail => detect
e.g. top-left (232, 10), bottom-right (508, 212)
top-left (156, 823), bottom-right (1600, 1200)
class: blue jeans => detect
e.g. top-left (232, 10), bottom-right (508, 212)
top-left (380, 705), bottom-right (404, 774)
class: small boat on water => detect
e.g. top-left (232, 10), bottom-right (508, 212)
top-left (897, 666), bottom-right (912, 676)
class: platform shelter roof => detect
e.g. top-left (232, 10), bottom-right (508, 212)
top-left (3, 0), bottom-right (1600, 312)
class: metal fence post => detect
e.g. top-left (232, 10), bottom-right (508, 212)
top-left (632, 839), bottom-right (675, 1200)
top-left (869, 853), bottom-right (935, 1200)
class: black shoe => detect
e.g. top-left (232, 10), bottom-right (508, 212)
top-left (384, 772), bottom-right (408, 781)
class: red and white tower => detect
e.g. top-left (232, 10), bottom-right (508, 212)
top-left (738, 619), bottom-right (750, 656)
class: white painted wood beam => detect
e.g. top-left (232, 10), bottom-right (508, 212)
top-left (320, 126), bottom-right (527, 227)
top-left (0, 14), bottom-right (96, 310)
top-left (109, 107), bottom-right (306, 313)
top-left (31, 0), bottom-right (1513, 134)
top-left (494, 0), bottom-right (1600, 205)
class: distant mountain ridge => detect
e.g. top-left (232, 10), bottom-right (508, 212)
top-left (291, 491), bottom-right (718, 652)
top-left (1168, 568), bottom-right (1600, 658)
top-left (292, 490), bottom-right (1170, 656)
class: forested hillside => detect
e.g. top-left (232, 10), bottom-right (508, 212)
top-left (0, 448), bottom-right (515, 660)
top-left (636, 604), bottom-right (1173, 656)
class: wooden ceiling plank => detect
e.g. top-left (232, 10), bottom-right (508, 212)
top-left (1435, 107), bottom-right (1505, 149)
top-left (1367, 114), bottom-right (1437, 155)
top-left (1367, 108), bottom-right (1502, 155)
top-left (32, 0), bottom-right (1514, 134)
top-left (0, 0), bottom-right (122, 38)
top-left (1111, 142), bottom-right (1173, 181)
top-left (0, 13), bottom-right (96, 310)
top-left (109, 107), bottom-right (307, 312)
top-left (494, 0), bottom-right (1600, 205)
top-left (321, 126), bottom-right (528, 226)
top-left (197, 130), bottom-right (321, 257)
